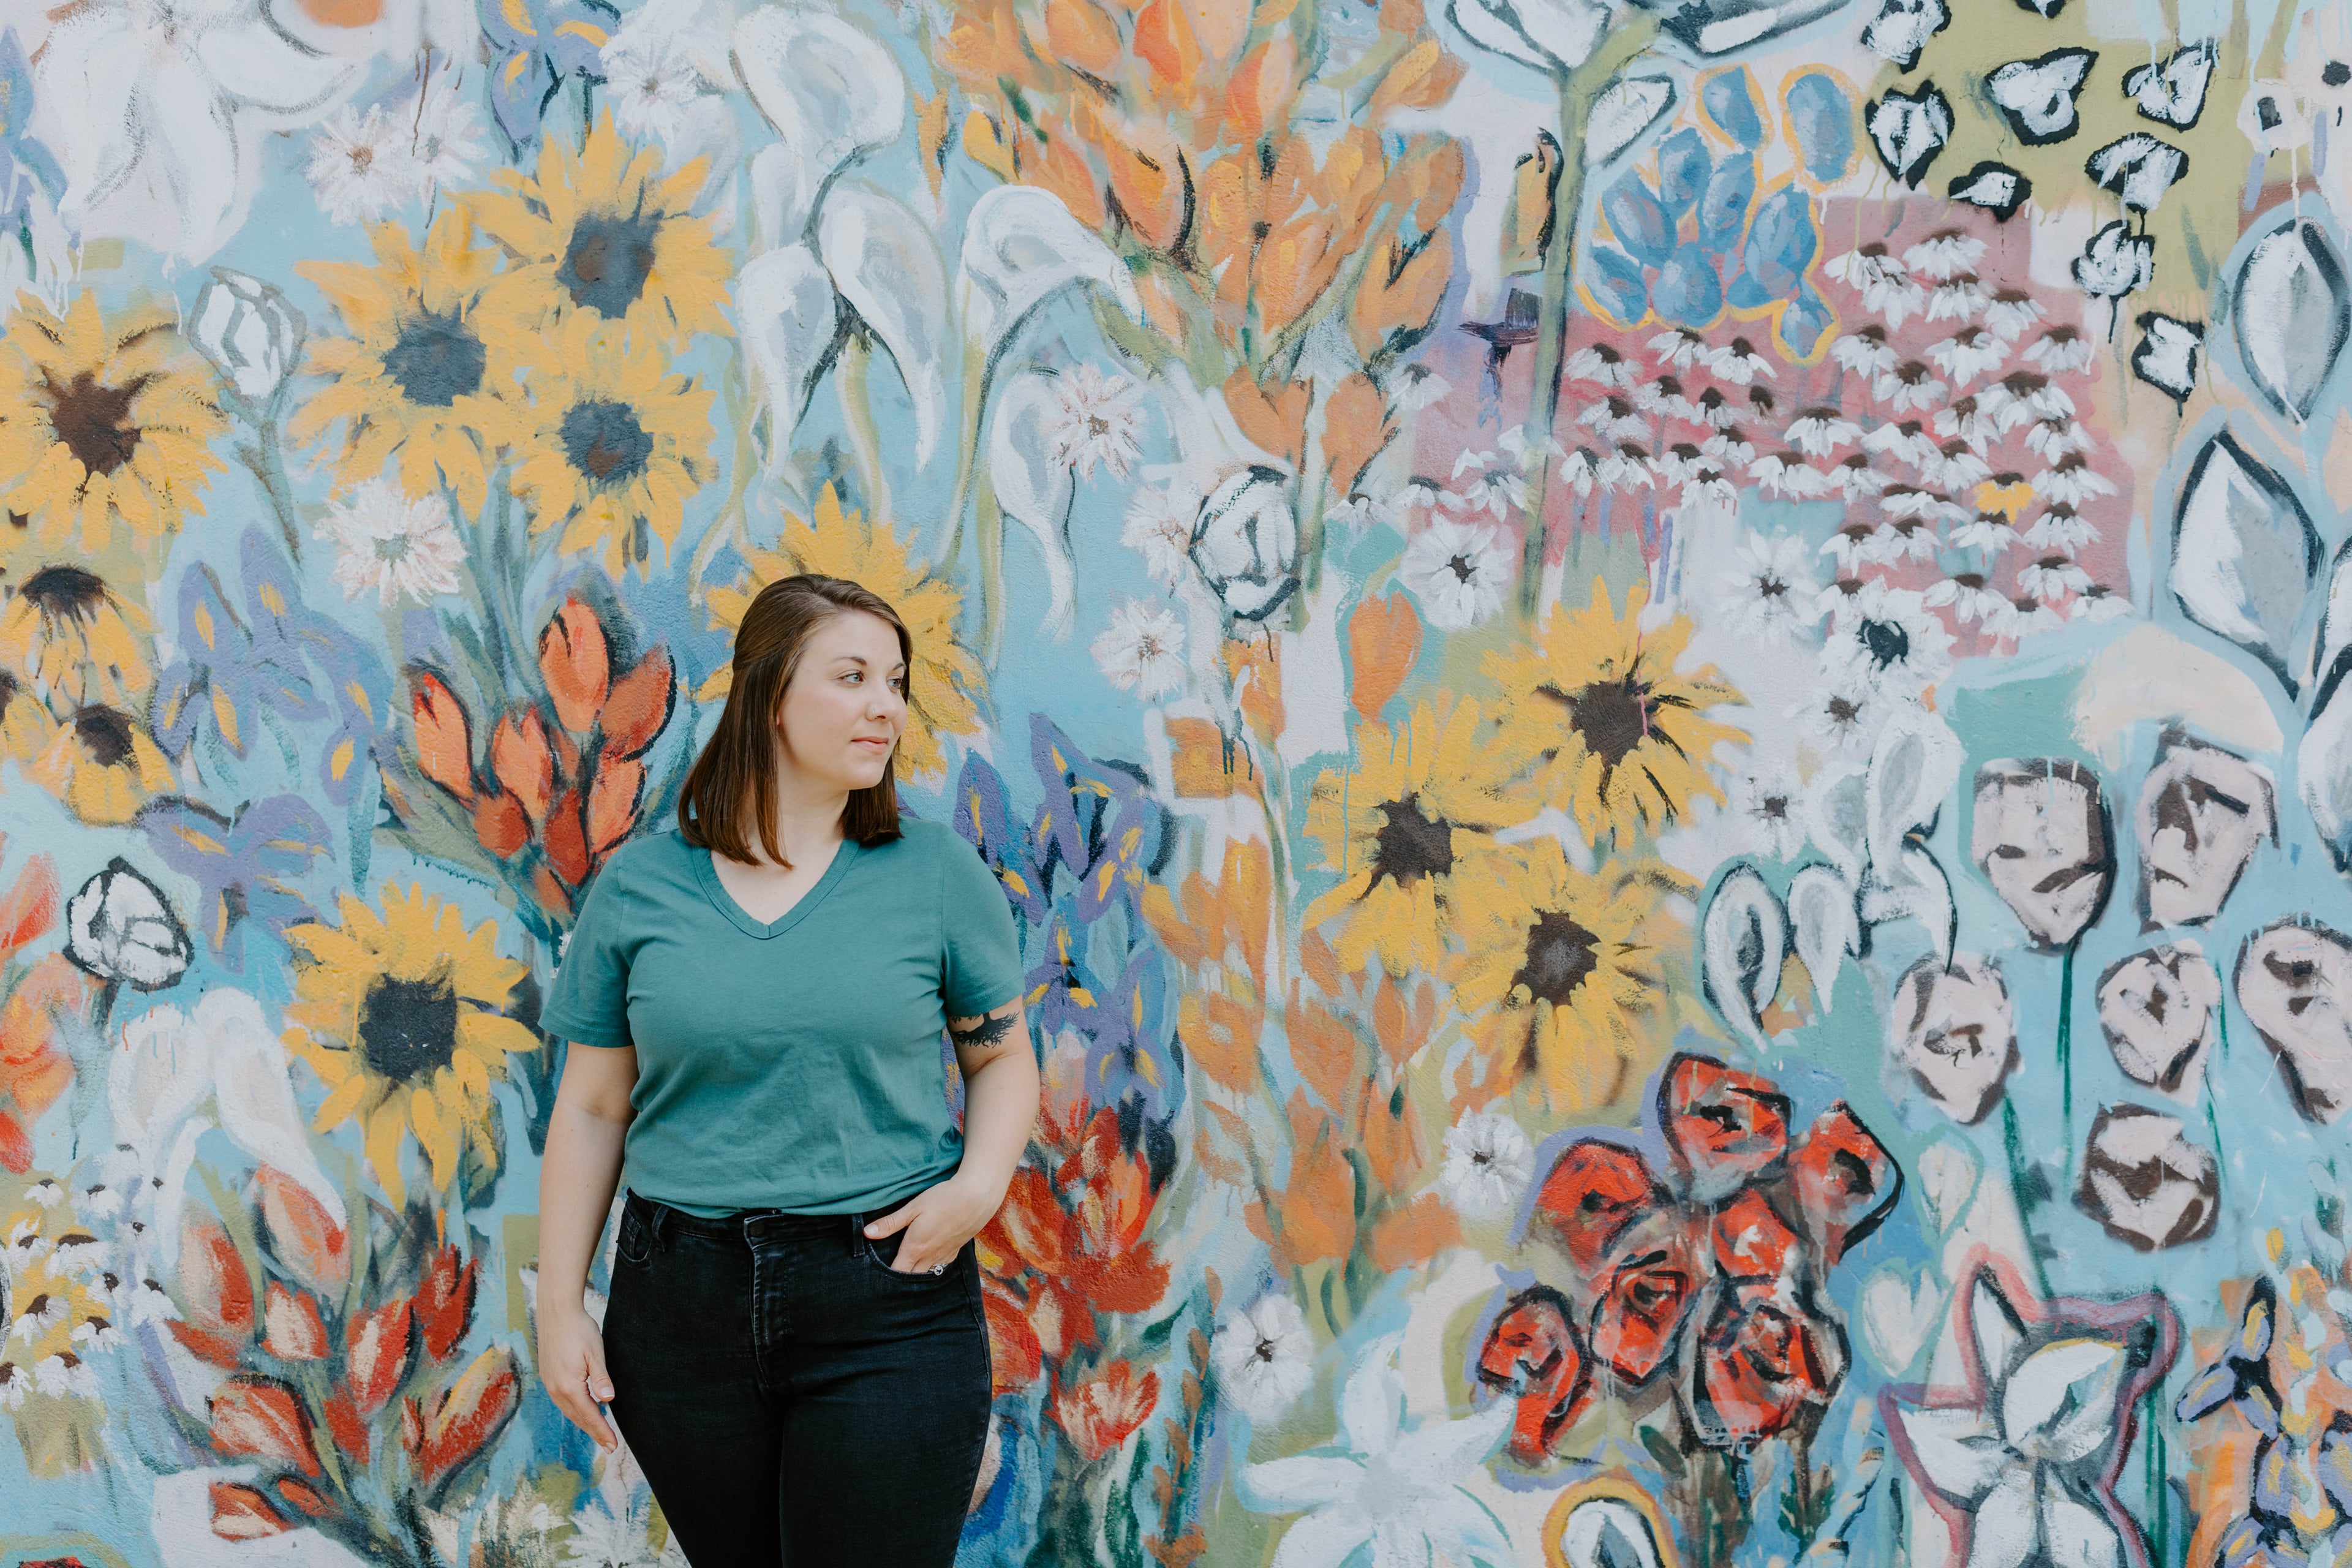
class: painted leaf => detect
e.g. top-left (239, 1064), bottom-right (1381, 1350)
top-left (819, 184), bottom-right (949, 468)
top-left (731, 7), bottom-right (906, 241)
top-left (2170, 431), bottom-right (2320, 696)
top-left (2233, 218), bottom-right (2350, 423)
top-left (1701, 864), bottom-right (1786, 1044)
top-left (737, 244), bottom-right (840, 469)
top-left (1787, 862), bottom-right (1860, 1011)
top-left (989, 372), bottom-right (1079, 639)
top-left (958, 185), bottom-right (1144, 380)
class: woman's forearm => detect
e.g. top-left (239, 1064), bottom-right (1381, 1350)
top-left (536, 1099), bottom-right (630, 1321)
top-left (954, 1044), bottom-right (1041, 1202)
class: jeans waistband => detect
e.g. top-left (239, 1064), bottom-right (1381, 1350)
top-left (624, 1189), bottom-right (883, 1248)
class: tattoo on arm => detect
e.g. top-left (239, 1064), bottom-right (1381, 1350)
top-left (949, 1012), bottom-right (1016, 1049)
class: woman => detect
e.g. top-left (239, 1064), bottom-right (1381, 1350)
top-left (534, 573), bottom-right (1038, 1567)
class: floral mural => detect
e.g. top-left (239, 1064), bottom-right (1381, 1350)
top-left (2, 0), bottom-right (2352, 1563)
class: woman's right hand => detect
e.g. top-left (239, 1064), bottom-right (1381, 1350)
top-left (538, 1297), bottom-right (619, 1451)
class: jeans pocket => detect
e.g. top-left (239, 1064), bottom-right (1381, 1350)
top-left (615, 1198), bottom-right (654, 1269)
top-left (861, 1227), bottom-right (957, 1283)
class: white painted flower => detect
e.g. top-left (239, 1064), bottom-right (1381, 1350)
top-left (1439, 1110), bottom-right (1534, 1220)
top-left (34, 1352), bottom-right (95, 1398)
top-left (1213, 1293), bottom-right (1316, 1421)
top-left (1934, 397), bottom-right (1992, 451)
top-left (2018, 554), bottom-right (2093, 603)
top-left (1791, 674), bottom-right (1887, 756)
top-left (32, 0), bottom-right (362, 262)
top-left (1924, 573), bottom-right (2010, 625)
top-left (304, 102), bottom-right (421, 225)
top-left (1982, 290), bottom-right (2045, 342)
top-left (1577, 396), bottom-right (1648, 443)
top-left (1399, 518), bottom-right (1512, 631)
top-left (1046, 363), bottom-right (1147, 480)
top-left (1785, 407), bottom-right (1862, 459)
top-left (24, 1179), bottom-right (61, 1210)
top-left (0, 1361), bottom-right (23, 1411)
top-left (406, 70), bottom-right (491, 196)
top-left (1747, 450), bottom-right (1830, 499)
top-left (10, 1292), bottom-right (64, 1343)
top-left (1929, 327), bottom-right (2006, 387)
top-left (1904, 231), bottom-right (1987, 281)
top-left (2032, 456), bottom-right (2116, 508)
top-left (2071, 585), bottom-right (2132, 622)
top-left (1243, 1332), bottom-right (1515, 1568)
top-left (565, 1492), bottom-right (661, 1567)
top-left (2022, 418), bottom-right (2093, 463)
top-left (1877, 361), bottom-right (1951, 414)
top-left (1826, 248), bottom-right (1924, 326)
top-left (1717, 532), bottom-right (1820, 646)
top-left (1732, 764), bottom-right (1808, 860)
top-left (1823, 587), bottom-right (1953, 698)
top-left (1648, 327), bottom-right (1720, 372)
top-left (2022, 328), bottom-right (2096, 375)
top-left (1393, 363), bottom-right (1452, 409)
top-left (1951, 511), bottom-right (2022, 556)
top-left (605, 31), bottom-right (709, 143)
top-left (316, 478), bottom-right (467, 607)
top-left (1926, 274), bottom-right (1992, 323)
top-left (1889, 1270), bottom-right (2169, 1568)
top-left (1562, 345), bottom-right (1635, 390)
top-left (1121, 483), bottom-right (1194, 587)
top-left (1830, 323), bottom-right (1901, 378)
top-left (1091, 600), bottom-right (1187, 700)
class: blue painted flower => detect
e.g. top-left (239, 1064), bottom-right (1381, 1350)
top-left (139, 793), bottom-right (334, 972)
top-left (480, 0), bottom-right (620, 153)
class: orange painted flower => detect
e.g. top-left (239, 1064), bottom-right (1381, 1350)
top-left (979, 1107), bottom-right (1172, 1372)
top-left (1053, 1360), bottom-right (1161, 1462)
top-left (1482, 1053), bottom-right (1900, 1454)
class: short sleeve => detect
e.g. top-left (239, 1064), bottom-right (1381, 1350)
top-left (939, 830), bottom-right (1025, 1017)
top-left (540, 851), bottom-right (636, 1048)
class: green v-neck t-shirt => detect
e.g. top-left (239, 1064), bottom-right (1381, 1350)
top-left (538, 820), bottom-right (1027, 1218)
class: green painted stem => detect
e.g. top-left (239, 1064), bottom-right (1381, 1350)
top-left (1515, 23), bottom-right (1659, 618)
top-left (2057, 943), bottom-right (2076, 1176)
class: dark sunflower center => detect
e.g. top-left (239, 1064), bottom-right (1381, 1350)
top-left (383, 311), bottom-right (487, 407)
top-left (559, 213), bottom-right (662, 317)
top-left (1856, 617), bottom-right (1911, 670)
top-left (560, 399), bottom-right (654, 486)
top-left (45, 371), bottom-right (145, 477)
top-left (1514, 911), bottom-right (1599, 1006)
top-left (1564, 677), bottom-right (1654, 767)
top-left (1371, 794), bottom-right (1453, 887)
top-left (360, 974), bottom-right (461, 1083)
top-left (74, 706), bottom-right (134, 766)
top-left (21, 564), bottom-right (103, 617)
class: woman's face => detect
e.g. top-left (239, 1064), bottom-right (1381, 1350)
top-left (774, 609), bottom-right (907, 794)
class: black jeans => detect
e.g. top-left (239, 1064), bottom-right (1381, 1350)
top-left (601, 1189), bottom-right (993, 1567)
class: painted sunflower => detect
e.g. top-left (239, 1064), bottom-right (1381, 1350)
top-left (0, 293), bottom-right (227, 561)
top-left (0, 564), bottom-right (153, 712)
top-left (292, 209), bottom-right (521, 516)
top-left (1449, 837), bottom-right (1678, 1115)
top-left (699, 485), bottom-right (984, 779)
top-left (0, 671), bottom-right (56, 763)
top-left (1482, 578), bottom-right (1744, 845)
top-left (27, 705), bottom-right (175, 825)
top-left (1300, 693), bottom-right (1534, 978)
top-left (283, 884), bottom-right (538, 1206)
top-left (505, 312), bottom-right (715, 577)
top-left (469, 112), bottom-right (730, 345)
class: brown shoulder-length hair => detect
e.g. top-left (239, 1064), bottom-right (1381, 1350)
top-left (677, 573), bottom-right (908, 865)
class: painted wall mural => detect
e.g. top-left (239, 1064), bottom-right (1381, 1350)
top-left (7, 0), bottom-right (2352, 1563)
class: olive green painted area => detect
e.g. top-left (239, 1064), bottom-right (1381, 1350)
top-left (1860, 2), bottom-right (2260, 313)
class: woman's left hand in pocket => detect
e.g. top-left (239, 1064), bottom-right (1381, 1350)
top-left (862, 1174), bottom-right (1001, 1273)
